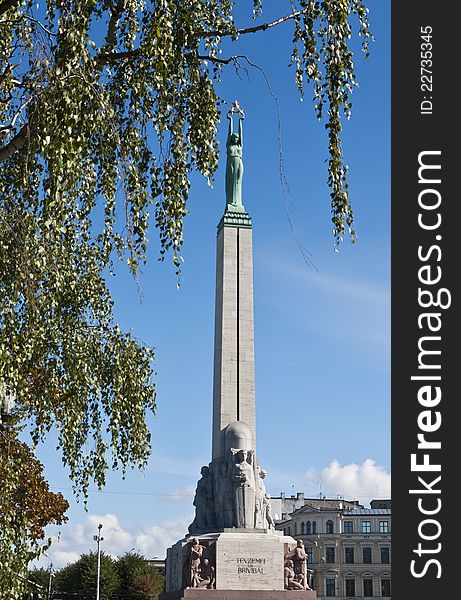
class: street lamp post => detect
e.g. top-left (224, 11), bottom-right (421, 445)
top-left (93, 524), bottom-right (104, 600)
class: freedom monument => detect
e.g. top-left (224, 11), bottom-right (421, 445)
top-left (160, 103), bottom-right (317, 600)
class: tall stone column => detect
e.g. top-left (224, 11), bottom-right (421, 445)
top-left (161, 103), bottom-right (318, 599)
top-left (212, 211), bottom-right (256, 460)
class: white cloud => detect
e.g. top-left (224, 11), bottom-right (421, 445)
top-left (303, 458), bottom-right (391, 506)
top-left (51, 550), bottom-right (80, 566)
top-left (133, 517), bottom-right (191, 557)
top-left (37, 512), bottom-right (193, 569)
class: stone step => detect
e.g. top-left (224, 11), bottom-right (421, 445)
top-left (160, 590), bottom-right (317, 600)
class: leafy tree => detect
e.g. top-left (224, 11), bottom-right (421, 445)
top-left (131, 570), bottom-right (164, 599)
top-left (116, 551), bottom-right (164, 599)
top-left (29, 566), bottom-right (51, 589)
top-left (54, 551), bottom-right (120, 600)
top-left (0, 431), bottom-right (68, 598)
top-left (0, 0), bottom-right (373, 484)
top-left (52, 551), bottom-right (164, 600)
top-left (52, 559), bottom-right (80, 597)
top-left (28, 566), bottom-right (52, 599)
top-left (0, 0), bottom-right (372, 595)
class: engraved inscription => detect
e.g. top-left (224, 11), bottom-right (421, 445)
top-left (236, 557), bottom-right (266, 575)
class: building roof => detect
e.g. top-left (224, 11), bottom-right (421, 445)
top-left (343, 508), bottom-right (391, 516)
top-left (291, 499), bottom-right (363, 515)
top-left (370, 499), bottom-right (392, 509)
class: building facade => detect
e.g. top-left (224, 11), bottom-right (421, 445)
top-left (275, 498), bottom-right (391, 599)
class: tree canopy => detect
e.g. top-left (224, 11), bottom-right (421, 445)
top-left (0, 0), bottom-right (372, 482)
top-left (54, 551), bottom-right (120, 600)
top-left (0, 432), bottom-right (68, 597)
top-left (115, 551), bottom-right (164, 599)
top-left (51, 551), bottom-right (164, 599)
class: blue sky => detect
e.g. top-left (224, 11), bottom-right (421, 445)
top-left (34, 0), bottom-right (391, 567)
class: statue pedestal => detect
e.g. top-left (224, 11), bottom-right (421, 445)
top-left (161, 531), bottom-right (317, 599)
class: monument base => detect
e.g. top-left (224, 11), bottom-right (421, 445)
top-left (160, 590), bottom-right (317, 600)
top-left (163, 531), bottom-right (317, 598)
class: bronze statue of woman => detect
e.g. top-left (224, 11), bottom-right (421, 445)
top-left (225, 102), bottom-right (245, 211)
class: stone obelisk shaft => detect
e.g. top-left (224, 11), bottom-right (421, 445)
top-left (212, 215), bottom-right (255, 460)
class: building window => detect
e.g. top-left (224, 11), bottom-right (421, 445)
top-left (325, 546), bottom-right (335, 563)
top-left (343, 520), bottom-right (353, 533)
top-left (345, 578), bottom-right (355, 596)
top-left (312, 521), bottom-right (317, 534)
top-left (288, 527), bottom-right (291, 536)
top-left (379, 520), bottom-right (389, 533)
top-left (326, 519), bottom-right (334, 534)
top-left (307, 547), bottom-right (313, 565)
top-left (325, 578), bottom-right (336, 597)
top-left (301, 522), bottom-right (305, 534)
top-left (294, 522), bottom-right (297, 535)
top-left (345, 547), bottom-right (355, 564)
top-left (363, 578), bottom-right (373, 596)
top-left (380, 546), bottom-right (390, 564)
top-left (362, 547), bottom-right (372, 564)
top-left (381, 579), bottom-right (391, 596)
top-left (306, 521), bottom-right (311, 534)
top-left (361, 520), bottom-right (371, 533)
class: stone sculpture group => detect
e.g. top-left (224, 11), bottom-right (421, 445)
top-left (284, 539), bottom-right (310, 591)
top-left (188, 448), bottom-right (274, 534)
top-left (186, 427), bottom-right (312, 592)
top-left (184, 536), bottom-right (311, 592)
top-left (184, 538), bottom-right (215, 589)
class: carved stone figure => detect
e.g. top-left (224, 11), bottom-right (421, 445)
top-left (184, 538), bottom-right (216, 590)
top-left (264, 492), bottom-right (275, 529)
top-left (225, 101), bottom-right (245, 210)
top-left (197, 558), bottom-right (215, 589)
top-left (290, 539), bottom-right (309, 590)
top-left (230, 448), bottom-right (256, 528)
top-left (255, 466), bottom-right (267, 528)
top-left (185, 538), bottom-right (205, 588)
top-left (255, 466), bottom-right (274, 529)
top-left (284, 559), bottom-right (304, 590)
top-left (189, 466), bottom-right (215, 533)
top-left (214, 458), bottom-right (234, 528)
